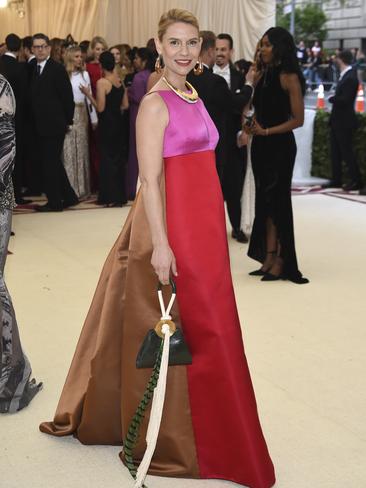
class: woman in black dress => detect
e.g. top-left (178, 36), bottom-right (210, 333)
top-left (83, 51), bottom-right (128, 206)
top-left (245, 27), bottom-right (309, 284)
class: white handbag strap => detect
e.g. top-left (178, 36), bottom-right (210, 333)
top-left (157, 289), bottom-right (176, 320)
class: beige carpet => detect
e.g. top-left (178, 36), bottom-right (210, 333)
top-left (1, 194), bottom-right (365, 488)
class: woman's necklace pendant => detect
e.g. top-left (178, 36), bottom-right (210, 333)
top-left (162, 76), bottom-right (199, 104)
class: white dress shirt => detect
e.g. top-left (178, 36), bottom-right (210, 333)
top-left (37, 56), bottom-right (50, 75)
top-left (339, 66), bottom-right (352, 81)
top-left (70, 70), bottom-right (98, 125)
top-left (4, 52), bottom-right (16, 59)
top-left (213, 63), bottom-right (231, 88)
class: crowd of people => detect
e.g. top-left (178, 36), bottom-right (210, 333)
top-left (0, 31), bottom-right (364, 212)
top-left (0, 33), bottom-right (158, 209)
top-left (296, 39), bottom-right (366, 90)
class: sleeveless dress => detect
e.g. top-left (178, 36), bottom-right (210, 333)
top-left (98, 84), bottom-right (127, 205)
top-left (86, 62), bottom-right (102, 192)
top-left (40, 90), bottom-right (275, 488)
top-left (249, 67), bottom-right (305, 281)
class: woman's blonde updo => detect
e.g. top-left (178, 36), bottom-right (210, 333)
top-left (158, 9), bottom-right (199, 41)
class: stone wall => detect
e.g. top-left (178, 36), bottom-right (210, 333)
top-left (323, 0), bottom-right (366, 50)
top-left (279, 0), bottom-right (366, 51)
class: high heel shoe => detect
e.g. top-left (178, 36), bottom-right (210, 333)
top-left (261, 273), bottom-right (309, 284)
top-left (249, 269), bottom-right (266, 276)
top-left (287, 275), bottom-right (309, 284)
top-left (261, 272), bottom-right (284, 282)
top-left (249, 250), bottom-right (277, 277)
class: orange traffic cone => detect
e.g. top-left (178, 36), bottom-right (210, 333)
top-left (355, 83), bottom-right (365, 113)
top-left (316, 84), bottom-right (325, 110)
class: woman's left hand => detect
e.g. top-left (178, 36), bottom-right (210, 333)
top-left (250, 119), bottom-right (267, 136)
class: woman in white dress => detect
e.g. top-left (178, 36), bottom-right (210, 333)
top-left (62, 46), bottom-right (98, 199)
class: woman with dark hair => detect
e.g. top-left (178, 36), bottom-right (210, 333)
top-left (50, 37), bottom-right (63, 63)
top-left (126, 47), bottom-right (155, 200)
top-left (82, 51), bottom-right (128, 206)
top-left (245, 27), bottom-right (309, 284)
top-left (234, 58), bottom-right (252, 78)
top-left (0, 71), bottom-right (42, 413)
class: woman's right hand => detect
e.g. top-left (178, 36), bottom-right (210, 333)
top-left (151, 244), bottom-right (178, 285)
top-left (80, 84), bottom-right (91, 98)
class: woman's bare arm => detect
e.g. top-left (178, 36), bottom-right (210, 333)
top-left (273, 72), bottom-right (305, 132)
top-left (136, 93), bottom-right (177, 284)
top-left (121, 84), bottom-right (129, 110)
top-left (248, 72), bottom-right (304, 136)
top-left (96, 79), bottom-right (108, 113)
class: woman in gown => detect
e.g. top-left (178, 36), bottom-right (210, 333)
top-left (0, 73), bottom-right (42, 413)
top-left (40, 9), bottom-right (275, 488)
top-left (86, 37), bottom-right (108, 192)
top-left (127, 48), bottom-right (155, 200)
top-left (62, 46), bottom-right (98, 199)
top-left (83, 51), bottom-right (128, 206)
top-left (245, 27), bottom-right (309, 284)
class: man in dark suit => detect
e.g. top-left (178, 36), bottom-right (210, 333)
top-left (325, 50), bottom-right (363, 191)
top-left (30, 33), bottom-right (78, 211)
top-left (1, 33), bottom-right (28, 204)
top-left (187, 31), bottom-right (231, 182)
top-left (21, 35), bottom-right (42, 197)
top-left (213, 33), bottom-right (252, 242)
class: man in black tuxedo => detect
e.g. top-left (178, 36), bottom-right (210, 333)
top-left (187, 31), bottom-right (231, 182)
top-left (325, 50), bottom-right (363, 191)
top-left (1, 33), bottom-right (28, 204)
top-left (30, 33), bottom-right (78, 211)
top-left (188, 31), bottom-right (254, 190)
top-left (21, 35), bottom-right (42, 197)
top-left (213, 33), bottom-right (251, 243)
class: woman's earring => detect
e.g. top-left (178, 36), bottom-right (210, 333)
top-left (155, 55), bottom-right (163, 74)
top-left (193, 58), bottom-right (204, 76)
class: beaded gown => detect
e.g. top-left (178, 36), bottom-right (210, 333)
top-left (40, 89), bottom-right (275, 488)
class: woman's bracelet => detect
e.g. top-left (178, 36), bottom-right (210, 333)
top-left (266, 128), bottom-right (270, 136)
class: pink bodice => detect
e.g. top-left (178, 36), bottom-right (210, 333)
top-left (157, 90), bottom-right (219, 158)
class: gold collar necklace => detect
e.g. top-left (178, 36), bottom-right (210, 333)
top-left (162, 76), bottom-right (198, 104)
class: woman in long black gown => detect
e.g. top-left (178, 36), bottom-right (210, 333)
top-left (245, 27), bottom-right (309, 284)
top-left (83, 51), bottom-right (128, 206)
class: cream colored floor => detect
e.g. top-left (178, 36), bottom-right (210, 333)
top-left (1, 194), bottom-right (365, 488)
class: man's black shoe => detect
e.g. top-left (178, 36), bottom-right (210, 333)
top-left (16, 197), bottom-right (33, 205)
top-left (63, 198), bottom-right (79, 209)
top-left (34, 203), bottom-right (63, 212)
top-left (343, 182), bottom-right (362, 192)
top-left (321, 180), bottom-right (342, 189)
top-left (22, 189), bottom-right (42, 197)
top-left (359, 187), bottom-right (366, 196)
top-left (231, 229), bottom-right (248, 243)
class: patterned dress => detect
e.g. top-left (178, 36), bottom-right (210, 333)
top-left (0, 75), bottom-right (42, 413)
top-left (62, 71), bottom-right (97, 199)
